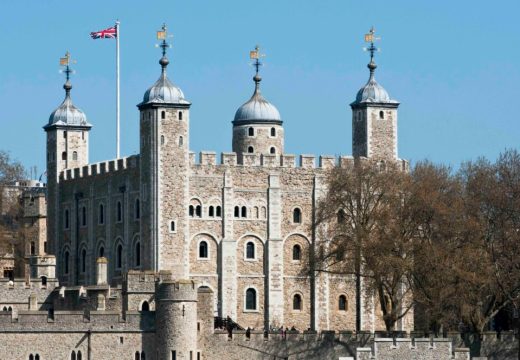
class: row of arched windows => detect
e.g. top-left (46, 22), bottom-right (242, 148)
top-left (2, 306), bottom-right (12, 312)
top-left (196, 241), bottom-right (303, 262)
top-left (246, 146), bottom-right (277, 154)
top-left (247, 127), bottom-right (277, 137)
top-left (65, 198), bottom-right (141, 230)
top-left (28, 354), bottom-right (40, 360)
top-left (159, 110), bottom-right (183, 120)
top-left (189, 204), bottom-right (222, 218)
top-left (135, 351), bottom-right (146, 360)
top-left (244, 289), bottom-right (346, 312)
top-left (70, 350), bottom-right (83, 360)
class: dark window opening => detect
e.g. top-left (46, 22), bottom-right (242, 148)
top-left (99, 246), bottom-right (104, 258)
top-left (41, 276), bottom-right (47, 286)
top-left (293, 294), bottom-right (302, 310)
top-left (117, 201), bottom-right (122, 222)
top-left (135, 199), bottom-right (140, 219)
top-left (234, 206), bottom-right (239, 218)
top-left (246, 242), bottom-right (255, 259)
top-left (141, 301), bottom-right (150, 312)
top-left (64, 209), bottom-right (70, 229)
top-left (63, 131), bottom-right (67, 138)
top-left (30, 241), bottom-right (35, 255)
top-left (189, 205), bottom-right (194, 217)
top-left (135, 242), bottom-right (141, 267)
top-left (293, 208), bottom-right (302, 223)
top-left (245, 288), bottom-right (257, 310)
top-left (195, 205), bottom-right (202, 218)
top-left (248, 127), bottom-right (254, 137)
top-left (116, 244), bottom-right (123, 269)
top-left (170, 221), bottom-right (176, 232)
top-left (179, 111), bottom-right (183, 120)
top-left (241, 206), bottom-right (247, 218)
top-left (216, 206), bottom-right (222, 217)
top-left (161, 111), bottom-right (166, 119)
top-left (64, 251), bottom-right (70, 274)
top-left (62, 151), bottom-right (67, 160)
top-left (337, 209), bottom-right (345, 224)
top-left (247, 146), bottom-right (254, 153)
top-left (99, 204), bottom-right (105, 225)
top-left (379, 110), bottom-right (384, 119)
top-left (270, 147), bottom-right (276, 154)
top-left (77, 351), bottom-right (82, 360)
top-left (292, 244), bottom-right (301, 261)
top-left (208, 206), bottom-right (214, 217)
top-left (81, 249), bottom-right (86, 273)
top-left (271, 127), bottom-right (276, 137)
top-left (339, 295), bottom-right (347, 311)
top-left (199, 241), bottom-right (208, 258)
top-left (82, 206), bottom-right (87, 226)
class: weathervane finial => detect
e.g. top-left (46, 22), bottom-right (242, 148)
top-left (59, 51), bottom-right (76, 94)
top-left (250, 45), bottom-right (265, 91)
top-left (363, 26), bottom-right (381, 75)
top-left (156, 23), bottom-right (173, 72)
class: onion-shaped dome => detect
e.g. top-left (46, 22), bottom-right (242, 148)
top-left (141, 56), bottom-right (189, 105)
top-left (351, 62), bottom-right (398, 106)
top-left (45, 81), bottom-right (91, 129)
top-left (233, 75), bottom-right (281, 124)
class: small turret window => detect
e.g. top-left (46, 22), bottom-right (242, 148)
top-left (270, 147), bottom-right (276, 154)
top-left (179, 136), bottom-right (183, 147)
top-left (72, 151), bottom-right (78, 161)
top-left (62, 152), bottom-right (67, 160)
top-left (199, 241), bottom-right (208, 259)
top-left (271, 127), bottom-right (276, 137)
top-left (161, 135), bottom-right (165, 145)
top-left (379, 111), bottom-right (384, 119)
top-left (179, 111), bottom-right (183, 120)
top-left (293, 208), bottom-right (302, 224)
top-left (81, 249), bottom-right (86, 273)
top-left (170, 220), bottom-right (176, 232)
top-left (247, 146), bottom-right (254, 153)
top-left (216, 206), bottom-right (222, 217)
top-left (63, 131), bottom-right (67, 138)
top-left (248, 127), bottom-right (254, 137)
top-left (161, 111), bottom-right (166, 119)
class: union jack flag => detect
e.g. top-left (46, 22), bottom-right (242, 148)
top-left (90, 26), bottom-right (117, 39)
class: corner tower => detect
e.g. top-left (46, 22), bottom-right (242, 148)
top-left (232, 46), bottom-right (284, 160)
top-left (44, 52), bottom-right (91, 256)
top-left (350, 28), bottom-right (399, 161)
top-left (138, 24), bottom-right (191, 277)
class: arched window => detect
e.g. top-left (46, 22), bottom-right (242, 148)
top-left (248, 127), bottom-right (254, 137)
top-left (271, 127), bottom-right (276, 137)
top-left (195, 205), bottom-right (202, 218)
top-left (72, 151), bottom-right (78, 161)
top-left (161, 110), bottom-right (166, 119)
top-left (99, 204), bottom-right (105, 225)
top-left (241, 206), bottom-right (247, 218)
top-left (199, 241), bottom-right (208, 259)
top-left (246, 242), bottom-right (255, 259)
top-left (179, 111), bottom-right (183, 120)
top-left (234, 206), bottom-right (240, 218)
top-left (116, 201), bottom-right (122, 222)
top-left (135, 199), bottom-right (140, 219)
top-left (135, 352), bottom-right (140, 360)
top-left (141, 301), bottom-right (150, 312)
top-left (81, 249), bottom-right (86, 273)
top-left (379, 110), bottom-right (384, 119)
top-left (338, 295), bottom-right (347, 311)
top-left (71, 350), bottom-right (76, 360)
top-left (293, 208), bottom-right (302, 223)
top-left (216, 206), bottom-right (222, 217)
top-left (29, 355), bottom-right (34, 360)
top-left (41, 276), bottom-right (47, 286)
top-left (337, 209), bottom-right (345, 224)
top-left (293, 294), bottom-right (302, 310)
top-left (135, 242), bottom-right (141, 267)
top-left (292, 244), bottom-right (301, 261)
top-left (170, 221), bottom-right (176, 232)
top-left (261, 206), bottom-right (266, 219)
top-left (30, 241), bottom-right (35, 255)
top-left (64, 251), bottom-right (70, 274)
top-left (64, 209), bottom-right (70, 229)
top-left (141, 352), bottom-right (146, 360)
top-left (62, 151), bottom-right (67, 160)
top-left (64, 131), bottom-right (67, 138)
top-left (179, 136), bottom-right (183, 147)
top-left (160, 135), bottom-right (165, 145)
top-left (2, 307), bottom-right (6, 311)
top-left (254, 206), bottom-right (259, 219)
top-left (270, 147), bottom-right (276, 154)
top-left (247, 146), bottom-right (254, 153)
top-left (99, 246), bottom-right (105, 258)
top-left (245, 288), bottom-right (257, 310)
top-left (208, 206), bottom-right (214, 217)
top-left (35, 355), bottom-right (40, 360)
top-left (77, 351), bottom-right (82, 360)
top-left (189, 205), bottom-right (194, 217)
top-left (116, 244), bottom-right (123, 269)
top-left (82, 206), bottom-right (87, 226)
top-left (7, 306), bottom-right (12, 312)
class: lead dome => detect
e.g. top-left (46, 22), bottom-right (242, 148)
top-left (234, 75), bottom-right (281, 124)
top-left (141, 56), bottom-right (189, 105)
top-left (45, 81), bottom-right (90, 129)
top-left (351, 62), bottom-right (398, 105)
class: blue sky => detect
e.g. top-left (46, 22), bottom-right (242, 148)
top-left (1, 0), bottom-right (519, 178)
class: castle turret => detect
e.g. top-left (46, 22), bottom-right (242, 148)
top-left (350, 28), bottom-right (399, 161)
top-left (44, 52), bottom-right (91, 276)
top-left (156, 276), bottom-right (198, 360)
top-left (232, 46), bottom-right (284, 161)
top-left (137, 25), bottom-right (191, 277)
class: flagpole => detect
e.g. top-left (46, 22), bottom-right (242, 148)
top-left (116, 20), bottom-right (120, 159)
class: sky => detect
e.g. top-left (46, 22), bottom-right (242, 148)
top-left (0, 0), bottom-right (519, 179)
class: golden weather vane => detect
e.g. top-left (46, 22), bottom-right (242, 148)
top-left (156, 23), bottom-right (173, 56)
top-left (250, 45), bottom-right (265, 76)
top-left (363, 26), bottom-right (381, 63)
top-left (59, 51), bottom-right (76, 81)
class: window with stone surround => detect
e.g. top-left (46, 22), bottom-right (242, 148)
top-left (245, 288), bottom-right (257, 310)
top-left (246, 241), bottom-right (255, 260)
top-left (293, 294), bottom-right (302, 311)
top-left (195, 205), bottom-right (202, 218)
top-left (271, 127), bottom-right (276, 137)
top-left (141, 301), bottom-right (150, 312)
top-left (209, 206), bottom-right (214, 217)
top-left (62, 151), bottom-right (67, 160)
top-left (216, 206), bottom-right (222, 217)
top-left (270, 147), bottom-right (276, 154)
top-left (71, 350), bottom-right (76, 360)
top-left (293, 208), bottom-right (302, 224)
top-left (99, 246), bottom-right (105, 258)
top-left (338, 295), bottom-right (347, 311)
top-left (247, 146), bottom-right (254, 153)
top-left (248, 127), bottom-right (254, 137)
top-left (199, 241), bottom-right (208, 259)
top-left (189, 205), bottom-right (195, 217)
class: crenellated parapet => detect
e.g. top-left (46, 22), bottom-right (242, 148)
top-left (59, 155), bottom-right (140, 181)
top-left (189, 150), bottom-right (409, 171)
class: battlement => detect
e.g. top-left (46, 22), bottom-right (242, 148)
top-left (0, 277), bottom-right (59, 290)
top-left (59, 155), bottom-right (140, 181)
top-left (357, 338), bottom-right (470, 360)
top-left (189, 151), bottom-right (409, 171)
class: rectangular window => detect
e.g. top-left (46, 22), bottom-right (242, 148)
top-left (172, 351), bottom-right (176, 360)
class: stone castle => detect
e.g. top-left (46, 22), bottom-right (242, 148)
top-left (1, 26), bottom-right (507, 359)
